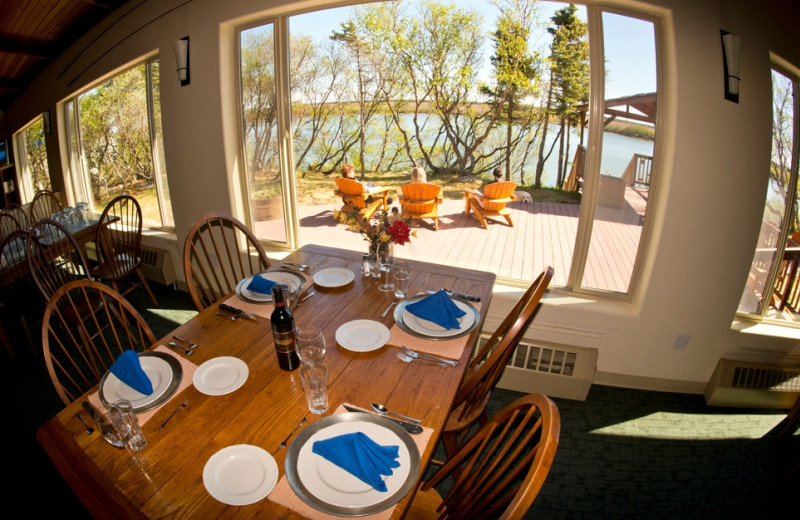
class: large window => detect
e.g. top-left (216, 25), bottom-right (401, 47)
top-left (63, 59), bottom-right (173, 228)
top-left (738, 64), bottom-right (799, 323)
top-left (13, 115), bottom-right (51, 201)
top-left (238, 1), bottom-right (660, 298)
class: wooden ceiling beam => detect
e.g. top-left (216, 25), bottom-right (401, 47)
top-left (0, 38), bottom-right (53, 61)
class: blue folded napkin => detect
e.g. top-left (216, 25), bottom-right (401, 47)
top-left (109, 350), bottom-right (153, 395)
top-left (405, 289), bottom-right (466, 330)
top-left (312, 432), bottom-right (400, 492)
top-left (246, 274), bottom-right (276, 295)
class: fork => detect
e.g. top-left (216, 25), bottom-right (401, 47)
top-left (397, 352), bottom-right (448, 368)
top-left (401, 346), bottom-right (458, 367)
top-left (295, 291), bottom-right (316, 307)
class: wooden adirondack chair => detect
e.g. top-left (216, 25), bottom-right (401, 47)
top-left (334, 177), bottom-right (390, 219)
top-left (463, 180), bottom-right (518, 229)
top-left (399, 182), bottom-right (443, 231)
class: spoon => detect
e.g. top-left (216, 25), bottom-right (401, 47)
top-left (172, 335), bottom-right (198, 349)
top-left (167, 341), bottom-right (193, 356)
top-left (75, 413), bottom-right (94, 435)
top-left (397, 352), bottom-right (449, 368)
top-left (371, 403), bottom-right (421, 424)
top-left (216, 312), bottom-right (240, 321)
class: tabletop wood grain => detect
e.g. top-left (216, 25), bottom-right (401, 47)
top-left (36, 244), bottom-right (495, 519)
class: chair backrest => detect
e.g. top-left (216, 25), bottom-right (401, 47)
top-left (4, 203), bottom-right (31, 229)
top-left (95, 194), bottom-right (143, 281)
top-left (29, 189), bottom-right (63, 223)
top-left (0, 229), bottom-right (41, 309)
top-left (454, 267), bottom-right (553, 423)
top-left (419, 393), bottom-right (560, 520)
top-left (480, 181), bottom-right (518, 211)
top-left (27, 219), bottom-right (92, 300)
top-left (335, 177), bottom-right (368, 210)
top-left (401, 183), bottom-right (442, 214)
top-left (183, 212), bottom-right (271, 311)
top-left (0, 211), bottom-right (21, 242)
top-left (41, 279), bottom-right (156, 406)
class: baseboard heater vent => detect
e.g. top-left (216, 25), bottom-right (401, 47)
top-left (140, 246), bottom-right (177, 286)
top-left (475, 336), bottom-right (597, 401)
top-left (704, 358), bottom-right (800, 409)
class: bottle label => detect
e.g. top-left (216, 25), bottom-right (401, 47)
top-left (273, 330), bottom-right (295, 353)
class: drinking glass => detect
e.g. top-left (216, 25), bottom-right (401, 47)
top-left (75, 202), bottom-right (90, 223)
top-left (299, 363), bottom-right (328, 414)
top-left (93, 403), bottom-right (148, 470)
top-left (295, 325), bottom-right (326, 364)
top-left (109, 399), bottom-right (147, 451)
top-left (393, 264), bottom-right (411, 299)
top-left (377, 251), bottom-right (395, 292)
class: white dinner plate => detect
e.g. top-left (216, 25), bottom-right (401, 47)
top-left (335, 320), bottom-right (391, 352)
top-left (236, 271), bottom-right (305, 303)
top-left (203, 444), bottom-right (278, 506)
top-left (100, 354), bottom-right (174, 410)
top-left (402, 299), bottom-right (476, 338)
top-left (313, 267), bottom-right (355, 288)
top-left (193, 357), bottom-right (249, 396)
top-left (298, 420), bottom-right (411, 508)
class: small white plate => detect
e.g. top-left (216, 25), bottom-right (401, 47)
top-left (403, 299), bottom-right (476, 338)
top-left (193, 357), bottom-right (249, 396)
top-left (101, 355), bottom-right (173, 409)
top-left (203, 444), bottom-right (278, 506)
top-left (237, 271), bottom-right (304, 303)
top-left (313, 268), bottom-right (355, 288)
top-left (335, 320), bottom-right (391, 352)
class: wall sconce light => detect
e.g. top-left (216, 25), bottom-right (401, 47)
top-left (721, 30), bottom-right (741, 103)
top-left (173, 36), bottom-right (190, 86)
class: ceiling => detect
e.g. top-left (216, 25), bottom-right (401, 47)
top-left (0, 0), bottom-right (126, 114)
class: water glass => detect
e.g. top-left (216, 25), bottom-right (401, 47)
top-left (295, 325), bottom-right (326, 364)
top-left (378, 253), bottom-right (395, 292)
top-left (299, 363), bottom-right (328, 414)
top-left (281, 283), bottom-right (299, 311)
top-left (393, 265), bottom-right (411, 299)
top-left (109, 400), bottom-right (147, 451)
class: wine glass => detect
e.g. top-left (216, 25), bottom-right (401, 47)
top-left (295, 325), bottom-right (326, 364)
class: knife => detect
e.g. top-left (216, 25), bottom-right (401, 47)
top-left (218, 303), bottom-right (260, 322)
top-left (343, 405), bottom-right (423, 435)
top-left (427, 289), bottom-right (481, 302)
top-left (82, 401), bottom-right (102, 423)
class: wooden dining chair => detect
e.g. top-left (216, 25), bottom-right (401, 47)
top-left (408, 392), bottom-right (560, 520)
top-left (29, 189), bottom-right (63, 223)
top-left (0, 210), bottom-right (21, 241)
top-left (27, 218), bottom-right (92, 301)
top-left (183, 212), bottom-right (271, 311)
top-left (334, 177), bottom-right (391, 220)
top-left (0, 229), bottom-right (42, 356)
top-left (94, 194), bottom-right (158, 306)
top-left (41, 279), bottom-right (156, 406)
top-left (441, 266), bottom-right (554, 459)
top-left (400, 182), bottom-right (443, 231)
top-left (4, 203), bottom-right (31, 230)
top-left (463, 181), bottom-right (518, 229)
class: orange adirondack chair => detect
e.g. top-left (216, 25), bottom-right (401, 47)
top-left (334, 178), bottom-right (390, 219)
top-left (400, 182), bottom-right (443, 231)
top-left (463, 180), bottom-right (518, 229)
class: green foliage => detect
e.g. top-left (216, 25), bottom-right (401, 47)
top-left (23, 118), bottom-right (51, 192)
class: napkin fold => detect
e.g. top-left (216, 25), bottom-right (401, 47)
top-left (405, 289), bottom-right (466, 330)
top-left (110, 350), bottom-right (153, 395)
top-left (312, 432), bottom-right (400, 492)
top-left (246, 274), bottom-right (276, 295)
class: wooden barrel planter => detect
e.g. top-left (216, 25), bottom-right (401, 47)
top-left (252, 195), bottom-right (284, 221)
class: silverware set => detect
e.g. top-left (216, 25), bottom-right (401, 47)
top-left (282, 262), bottom-right (308, 273)
top-left (172, 335), bottom-right (197, 349)
top-left (401, 345), bottom-right (457, 366)
top-left (167, 341), bottom-right (193, 356)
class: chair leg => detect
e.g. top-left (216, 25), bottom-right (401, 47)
top-left (136, 268), bottom-right (159, 306)
top-left (503, 214), bottom-right (514, 227)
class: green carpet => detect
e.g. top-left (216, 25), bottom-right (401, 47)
top-left (3, 282), bottom-right (797, 518)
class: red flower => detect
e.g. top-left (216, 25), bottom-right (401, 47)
top-left (387, 220), bottom-right (411, 245)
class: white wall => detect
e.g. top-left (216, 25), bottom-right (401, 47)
top-left (6, 0), bottom-right (800, 393)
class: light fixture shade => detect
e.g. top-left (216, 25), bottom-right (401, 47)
top-left (173, 37), bottom-right (190, 86)
top-left (721, 31), bottom-right (740, 103)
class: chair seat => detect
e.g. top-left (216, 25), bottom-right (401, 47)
top-left (406, 485), bottom-right (444, 520)
top-left (96, 253), bottom-right (141, 281)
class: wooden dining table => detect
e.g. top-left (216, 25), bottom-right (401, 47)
top-left (36, 243), bottom-right (496, 519)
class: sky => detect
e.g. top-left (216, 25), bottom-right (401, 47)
top-left (291, 0), bottom-right (657, 101)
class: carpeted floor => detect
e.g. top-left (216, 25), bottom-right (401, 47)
top-left (4, 282), bottom-right (797, 518)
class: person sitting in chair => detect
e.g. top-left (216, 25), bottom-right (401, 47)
top-left (483, 167), bottom-right (503, 187)
top-left (411, 165), bottom-right (427, 184)
top-left (340, 164), bottom-right (383, 204)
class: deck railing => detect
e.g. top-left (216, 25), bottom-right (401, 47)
top-left (621, 153), bottom-right (652, 188)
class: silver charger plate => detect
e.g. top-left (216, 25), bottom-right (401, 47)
top-left (284, 412), bottom-right (421, 516)
top-left (98, 351), bottom-right (183, 413)
top-left (235, 270), bottom-right (307, 304)
top-left (393, 294), bottom-right (480, 340)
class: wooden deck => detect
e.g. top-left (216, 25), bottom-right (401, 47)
top-left (257, 186), bottom-right (648, 292)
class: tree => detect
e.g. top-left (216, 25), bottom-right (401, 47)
top-left (535, 3), bottom-right (588, 188)
top-left (482, 0), bottom-right (542, 182)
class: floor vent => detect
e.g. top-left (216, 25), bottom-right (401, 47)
top-left (140, 246), bottom-right (177, 286)
top-left (476, 336), bottom-right (597, 401)
top-left (704, 358), bottom-right (800, 409)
